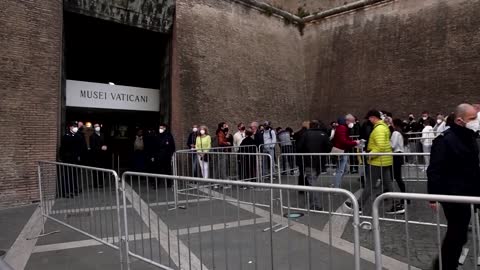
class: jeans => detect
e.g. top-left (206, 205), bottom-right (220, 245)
top-left (359, 165), bottom-right (393, 207)
top-left (334, 155), bottom-right (349, 188)
top-left (423, 144), bottom-right (432, 167)
top-left (392, 155), bottom-right (406, 193)
top-left (305, 167), bottom-right (321, 207)
top-left (263, 147), bottom-right (275, 176)
top-left (198, 156), bottom-right (209, 179)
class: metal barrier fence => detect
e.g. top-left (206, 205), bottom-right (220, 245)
top-left (373, 192), bottom-right (480, 270)
top-left (120, 172), bottom-right (362, 270)
top-left (259, 141), bottom-right (297, 174)
top-left (37, 161), bottom-right (125, 267)
top-left (276, 153), bottom-right (438, 227)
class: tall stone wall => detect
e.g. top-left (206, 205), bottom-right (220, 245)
top-left (0, 0), bottom-right (62, 207)
top-left (262, 0), bottom-right (359, 14)
top-left (173, 0), bottom-right (308, 142)
top-left (303, 0), bottom-right (480, 121)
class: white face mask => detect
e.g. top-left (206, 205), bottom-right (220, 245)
top-left (436, 119), bottom-right (442, 124)
top-left (347, 123), bottom-right (354, 129)
top-left (422, 116), bottom-right (428, 120)
top-left (466, 120), bottom-right (480, 132)
top-left (72, 127), bottom-right (78, 133)
top-left (94, 127), bottom-right (100, 132)
top-left (159, 128), bottom-right (165, 134)
top-left (200, 130), bottom-right (206, 135)
top-left (193, 128), bottom-right (198, 132)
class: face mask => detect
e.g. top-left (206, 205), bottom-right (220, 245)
top-left (422, 116), bottom-right (428, 120)
top-left (95, 127), bottom-right (100, 132)
top-left (348, 123), bottom-right (354, 129)
top-left (240, 127), bottom-right (246, 131)
top-left (436, 119), bottom-right (442, 124)
top-left (192, 128), bottom-right (198, 132)
top-left (159, 128), bottom-right (165, 134)
top-left (200, 130), bottom-right (206, 135)
top-left (466, 120), bottom-right (480, 132)
top-left (72, 127), bottom-right (78, 133)
top-left (224, 128), bottom-right (229, 133)
top-left (409, 117), bottom-right (414, 121)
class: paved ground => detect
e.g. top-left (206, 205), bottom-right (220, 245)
top-left (4, 163), bottom-right (478, 270)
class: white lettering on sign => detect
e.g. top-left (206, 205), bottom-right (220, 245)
top-left (66, 80), bottom-right (160, 112)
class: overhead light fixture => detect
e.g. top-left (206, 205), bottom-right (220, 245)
top-left (108, 82), bottom-right (115, 85)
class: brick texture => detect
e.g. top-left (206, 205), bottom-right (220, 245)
top-left (262, 0), bottom-right (359, 14)
top-left (173, 0), bottom-right (308, 143)
top-left (0, 0), bottom-right (61, 207)
top-left (303, 0), bottom-right (480, 121)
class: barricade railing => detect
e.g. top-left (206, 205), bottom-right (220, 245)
top-left (373, 192), bottom-right (480, 270)
top-left (37, 161), bottom-right (125, 267)
top-left (259, 141), bottom-right (296, 175)
top-left (120, 172), bottom-right (362, 270)
top-left (172, 151), bottom-right (275, 212)
top-left (276, 152), bottom-right (441, 227)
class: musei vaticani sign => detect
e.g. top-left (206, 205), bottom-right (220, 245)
top-left (66, 80), bottom-right (160, 112)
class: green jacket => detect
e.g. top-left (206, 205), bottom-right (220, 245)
top-left (367, 120), bottom-right (393, 166)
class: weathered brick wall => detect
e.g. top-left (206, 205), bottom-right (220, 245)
top-left (263, 0), bottom-right (359, 14)
top-left (303, 0), bottom-right (480, 122)
top-left (173, 0), bottom-right (308, 144)
top-left (0, 0), bottom-right (61, 207)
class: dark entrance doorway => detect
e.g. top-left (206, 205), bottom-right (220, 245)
top-left (62, 11), bottom-right (170, 171)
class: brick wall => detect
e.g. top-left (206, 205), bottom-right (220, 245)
top-left (0, 0), bottom-right (62, 207)
top-left (262, 0), bottom-right (359, 14)
top-left (173, 0), bottom-right (308, 144)
top-left (303, 0), bottom-right (480, 122)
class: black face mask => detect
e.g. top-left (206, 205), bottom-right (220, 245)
top-left (223, 128), bottom-right (229, 133)
top-left (409, 117), bottom-right (414, 121)
top-left (240, 127), bottom-right (246, 131)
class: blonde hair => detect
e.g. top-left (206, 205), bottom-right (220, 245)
top-left (199, 125), bottom-right (209, 135)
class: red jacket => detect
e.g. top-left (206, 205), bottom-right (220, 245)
top-left (333, 125), bottom-right (357, 150)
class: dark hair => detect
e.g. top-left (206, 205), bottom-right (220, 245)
top-left (310, 120), bottom-right (320, 129)
top-left (245, 128), bottom-right (254, 137)
top-left (392, 118), bottom-right (408, 146)
top-left (217, 122), bottom-right (226, 134)
top-left (285, 127), bottom-right (293, 133)
top-left (276, 127), bottom-right (282, 133)
top-left (446, 112), bottom-right (455, 127)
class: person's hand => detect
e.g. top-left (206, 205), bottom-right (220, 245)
top-left (429, 202), bottom-right (438, 211)
top-left (101, 145), bottom-right (107, 151)
top-left (151, 157), bottom-right (155, 162)
top-left (355, 140), bottom-right (360, 145)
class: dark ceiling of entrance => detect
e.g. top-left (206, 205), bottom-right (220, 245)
top-left (64, 11), bottom-right (168, 89)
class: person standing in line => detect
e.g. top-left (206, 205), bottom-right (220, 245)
top-left (433, 114), bottom-right (447, 134)
top-left (262, 120), bottom-right (277, 176)
top-left (421, 118), bottom-right (435, 170)
top-left (278, 127), bottom-right (295, 174)
top-left (149, 124), bottom-right (176, 188)
top-left (294, 121), bottom-right (309, 185)
top-left (196, 126), bottom-right (211, 179)
top-left (387, 118), bottom-right (408, 214)
top-left (332, 116), bottom-right (359, 188)
top-left (216, 122), bottom-right (231, 180)
top-left (239, 128), bottom-right (257, 182)
top-left (187, 125), bottom-right (199, 177)
top-left (250, 121), bottom-right (263, 147)
top-left (59, 122), bottom-right (84, 197)
top-left (428, 103), bottom-right (480, 270)
top-left (133, 129), bottom-right (146, 172)
top-left (346, 110), bottom-right (393, 212)
top-left (233, 122), bottom-right (246, 151)
top-left (296, 120), bottom-right (332, 210)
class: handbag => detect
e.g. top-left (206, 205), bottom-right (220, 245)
top-left (331, 146), bottom-right (345, 154)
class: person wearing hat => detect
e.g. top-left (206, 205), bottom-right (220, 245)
top-left (345, 110), bottom-right (393, 212)
top-left (59, 122), bottom-right (84, 198)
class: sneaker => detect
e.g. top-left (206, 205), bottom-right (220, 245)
top-left (386, 203), bottom-right (405, 215)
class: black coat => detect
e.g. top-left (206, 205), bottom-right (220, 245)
top-left (296, 128), bottom-right (332, 171)
top-left (187, 132), bottom-right (197, 149)
top-left (148, 132), bottom-right (176, 163)
top-left (427, 124), bottom-right (480, 197)
top-left (60, 131), bottom-right (84, 164)
top-left (254, 131), bottom-right (264, 147)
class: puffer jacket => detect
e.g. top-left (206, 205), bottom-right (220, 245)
top-left (367, 120), bottom-right (393, 167)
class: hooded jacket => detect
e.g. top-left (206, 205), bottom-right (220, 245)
top-left (333, 118), bottom-right (357, 151)
top-left (367, 120), bottom-right (393, 166)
